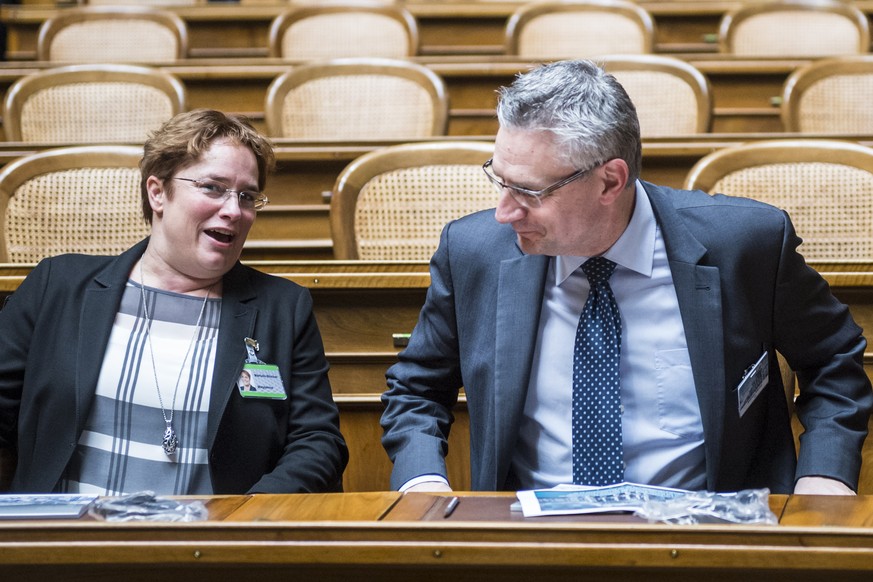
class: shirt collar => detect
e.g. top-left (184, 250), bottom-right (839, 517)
top-left (555, 180), bottom-right (656, 285)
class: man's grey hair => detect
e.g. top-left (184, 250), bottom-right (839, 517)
top-left (496, 60), bottom-right (642, 185)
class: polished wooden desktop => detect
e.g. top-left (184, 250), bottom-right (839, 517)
top-left (2, 491), bottom-right (873, 581)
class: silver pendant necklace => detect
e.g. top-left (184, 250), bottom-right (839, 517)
top-left (139, 262), bottom-right (212, 457)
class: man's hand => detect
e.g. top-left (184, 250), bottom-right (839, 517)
top-left (794, 476), bottom-right (856, 495)
top-left (404, 480), bottom-right (454, 493)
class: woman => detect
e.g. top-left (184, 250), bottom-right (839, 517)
top-left (0, 109), bottom-right (348, 495)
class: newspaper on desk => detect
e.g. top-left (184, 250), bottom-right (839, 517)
top-left (516, 482), bottom-right (779, 524)
top-left (516, 482), bottom-right (686, 517)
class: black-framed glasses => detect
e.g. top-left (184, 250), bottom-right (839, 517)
top-left (482, 158), bottom-right (603, 208)
top-left (174, 177), bottom-right (269, 211)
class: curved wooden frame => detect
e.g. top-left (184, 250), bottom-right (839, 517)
top-left (268, 2), bottom-right (419, 59)
top-left (330, 141), bottom-right (493, 260)
top-left (37, 6), bottom-right (189, 62)
top-left (264, 58), bottom-right (448, 139)
top-left (505, 0), bottom-right (656, 56)
top-left (598, 54), bottom-right (712, 134)
top-left (3, 63), bottom-right (187, 142)
top-left (683, 139), bottom-right (873, 192)
top-left (718, 0), bottom-right (870, 56)
top-left (0, 145), bottom-right (145, 262)
top-left (781, 55), bottom-right (873, 133)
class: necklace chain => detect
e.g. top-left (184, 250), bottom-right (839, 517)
top-left (138, 261), bottom-right (212, 456)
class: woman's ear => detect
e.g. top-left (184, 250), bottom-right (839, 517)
top-left (146, 176), bottom-right (165, 217)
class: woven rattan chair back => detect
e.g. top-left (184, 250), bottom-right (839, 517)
top-left (684, 139), bottom-right (873, 262)
top-left (599, 55), bottom-right (712, 136)
top-left (37, 6), bottom-right (188, 62)
top-left (331, 141), bottom-right (496, 260)
top-left (505, 0), bottom-right (655, 59)
top-left (0, 145), bottom-right (148, 263)
top-left (265, 58), bottom-right (447, 140)
top-left (781, 56), bottom-right (873, 133)
top-left (719, 0), bottom-right (869, 57)
top-left (268, 3), bottom-right (418, 59)
top-left (3, 64), bottom-right (186, 143)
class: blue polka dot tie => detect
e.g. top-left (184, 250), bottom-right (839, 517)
top-left (572, 257), bottom-right (624, 486)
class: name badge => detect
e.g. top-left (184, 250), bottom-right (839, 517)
top-left (737, 351), bottom-right (768, 417)
top-left (238, 363), bottom-right (287, 400)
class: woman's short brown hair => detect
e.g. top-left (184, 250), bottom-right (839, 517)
top-left (140, 109), bottom-right (275, 224)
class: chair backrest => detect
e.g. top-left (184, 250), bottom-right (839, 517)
top-left (0, 145), bottom-right (149, 263)
top-left (684, 139), bottom-right (873, 262)
top-left (598, 55), bottom-right (712, 136)
top-left (719, 0), bottom-right (869, 57)
top-left (782, 56), bottom-right (873, 133)
top-left (37, 6), bottom-right (188, 62)
top-left (331, 141), bottom-right (496, 260)
top-left (505, 0), bottom-right (655, 59)
top-left (268, 3), bottom-right (418, 59)
top-left (3, 64), bottom-right (186, 143)
top-left (265, 58), bottom-right (448, 140)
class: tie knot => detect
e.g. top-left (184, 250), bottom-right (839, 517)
top-left (582, 257), bottom-right (616, 285)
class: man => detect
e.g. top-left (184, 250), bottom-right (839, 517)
top-left (380, 59), bottom-right (873, 495)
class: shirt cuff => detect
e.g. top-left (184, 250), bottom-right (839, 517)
top-left (399, 474), bottom-right (449, 492)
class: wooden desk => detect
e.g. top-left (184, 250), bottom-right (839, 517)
top-left (5, 1), bottom-right (873, 58)
top-left (3, 492), bottom-right (873, 581)
top-left (0, 55), bottom-right (816, 137)
top-left (0, 1), bottom-right (722, 59)
top-left (3, 133), bottom-right (873, 260)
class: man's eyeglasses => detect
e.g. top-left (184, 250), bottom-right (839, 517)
top-left (174, 177), bottom-right (269, 211)
top-left (482, 158), bottom-right (603, 208)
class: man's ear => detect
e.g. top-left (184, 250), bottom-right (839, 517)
top-left (599, 158), bottom-right (631, 204)
top-left (146, 176), bottom-right (165, 217)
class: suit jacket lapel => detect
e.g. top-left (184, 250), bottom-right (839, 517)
top-left (76, 239), bottom-right (150, 435)
top-left (493, 252), bottom-right (548, 489)
top-left (206, 262), bottom-right (257, 449)
top-left (645, 183), bottom-right (725, 489)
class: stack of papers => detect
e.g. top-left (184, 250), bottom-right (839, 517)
top-left (0, 494), bottom-right (98, 520)
top-left (516, 482), bottom-right (688, 517)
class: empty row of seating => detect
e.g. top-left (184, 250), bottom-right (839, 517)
top-left (1, 138), bottom-right (871, 264)
top-left (6, 53), bottom-right (873, 144)
top-left (24, 0), bottom-right (873, 63)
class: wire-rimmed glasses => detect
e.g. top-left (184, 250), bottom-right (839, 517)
top-left (174, 177), bottom-right (269, 211)
top-left (482, 158), bottom-right (603, 208)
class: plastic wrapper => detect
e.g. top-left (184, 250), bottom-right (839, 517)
top-left (89, 491), bottom-right (208, 522)
top-left (634, 488), bottom-right (778, 525)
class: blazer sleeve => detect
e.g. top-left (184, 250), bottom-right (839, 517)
top-left (772, 212), bottom-right (873, 489)
top-left (381, 223), bottom-right (464, 490)
top-left (0, 259), bottom-right (51, 449)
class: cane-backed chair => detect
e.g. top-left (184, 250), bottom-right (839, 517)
top-left (0, 145), bottom-right (148, 263)
top-left (3, 64), bottom-right (186, 143)
top-left (268, 3), bottom-right (418, 59)
top-left (599, 55), bottom-right (712, 136)
top-left (265, 58), bottom-right (447, 140)
top-left (37, 6), bottom-right (188, 62)
top-left (505, 0), bottom-right (655, 59)
top-left (781, 56), bottom-right (873, 134)
top-left (719, 0), bottom-right (869, 57)
top-left (331, 141), bottom-right (496, 260)
top-left (684, 139), bottom-right (873, 262)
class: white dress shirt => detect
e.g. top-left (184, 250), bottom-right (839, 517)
top-left (510, 181), bottom-right (707, 490)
